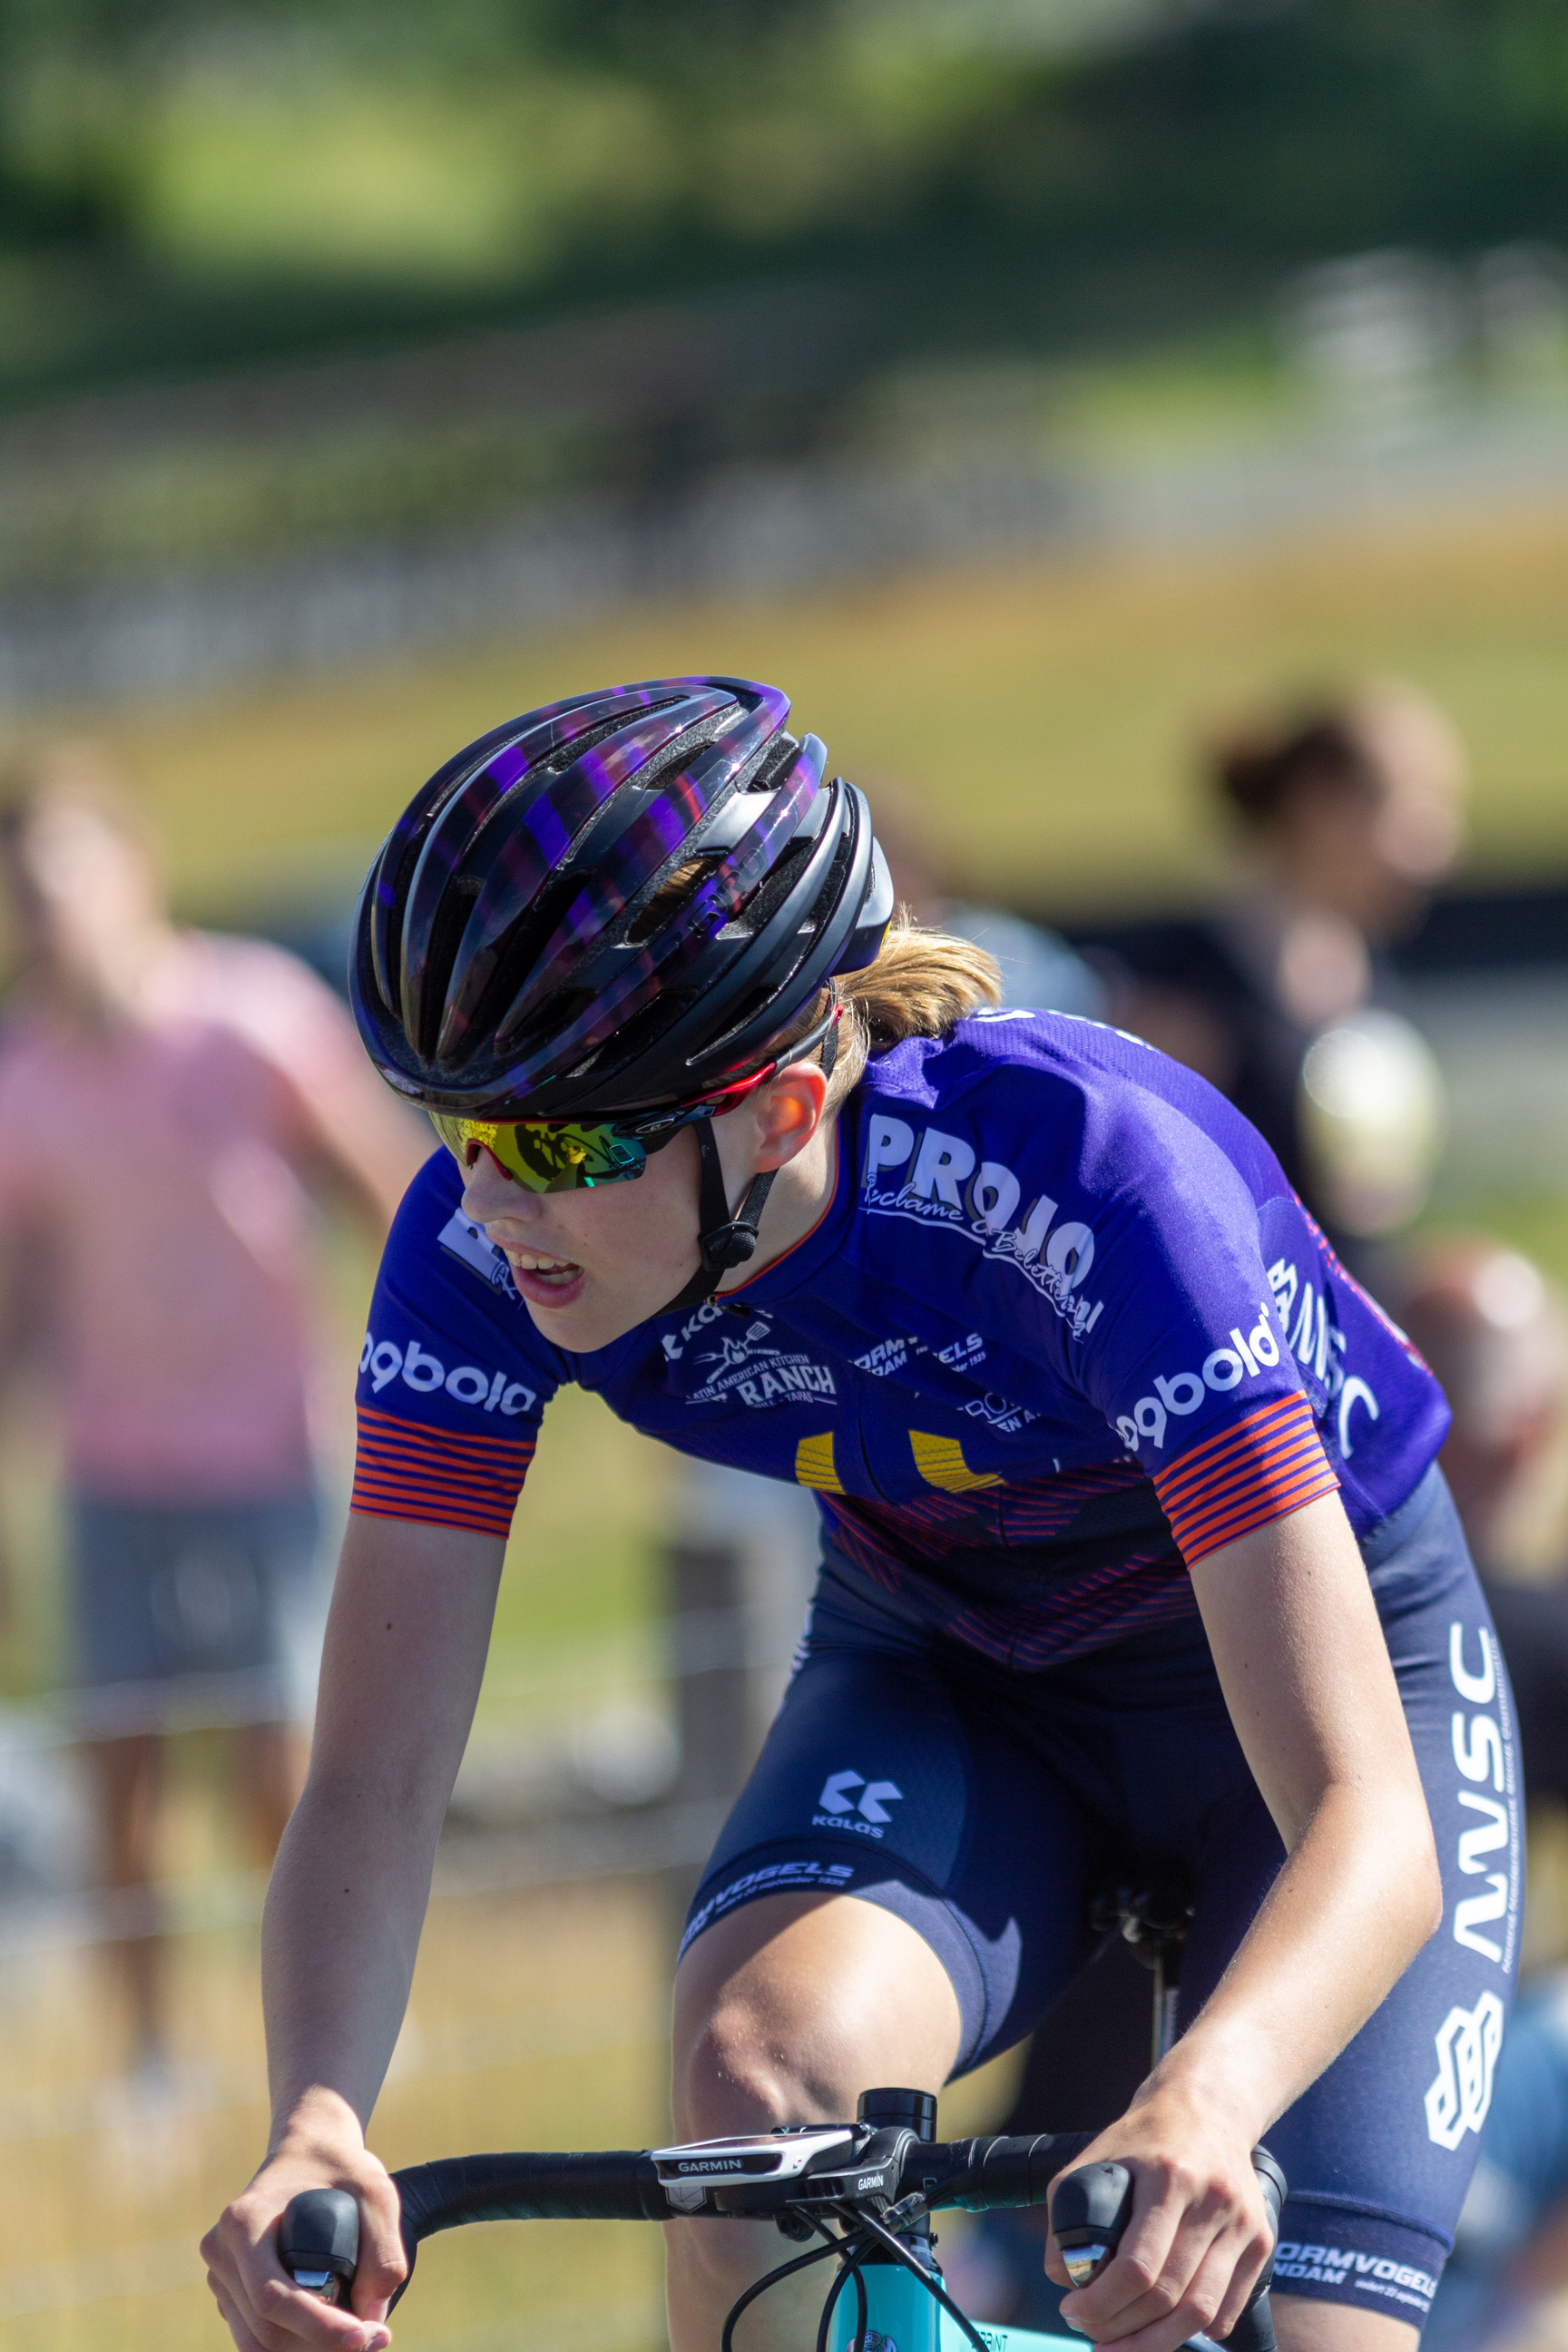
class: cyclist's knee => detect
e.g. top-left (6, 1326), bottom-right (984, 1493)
top-left (671, 1890), bottom-right (962, 2139)
top-left (675, 1995), bottom-right (837, 2140)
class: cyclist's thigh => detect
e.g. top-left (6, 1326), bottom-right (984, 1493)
top-left (679, 1614), bottom-right (1097, 2077)
top-left (1181, 1481), bottom-right (1520, 2338)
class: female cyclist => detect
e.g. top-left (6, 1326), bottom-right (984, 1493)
top-left (202, 677), bottom-right (1516, 2352)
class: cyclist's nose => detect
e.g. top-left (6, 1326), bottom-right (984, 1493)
top-left (460, 1149), bottom-right (545, 1230)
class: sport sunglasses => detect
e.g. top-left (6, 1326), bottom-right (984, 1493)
top-left (432, 1005), bottom-right (839, 1194)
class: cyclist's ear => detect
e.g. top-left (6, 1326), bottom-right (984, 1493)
top-left (752, 1064), bottom-right (828, 1171)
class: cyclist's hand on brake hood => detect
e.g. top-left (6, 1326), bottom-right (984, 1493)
top-left (1045, 2082), bottom-right (1273, 2349)
top-left (201, 2088), bottom-right (404, 2352)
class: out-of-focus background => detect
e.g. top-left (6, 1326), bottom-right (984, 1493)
top-left (4, 3), bottom-right (1568, 2345)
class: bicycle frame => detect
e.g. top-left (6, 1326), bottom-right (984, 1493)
top-left (828, 2272), bottom-right (1234, 2351)
top-left (824, 2259), bottom-right (1078, 2349)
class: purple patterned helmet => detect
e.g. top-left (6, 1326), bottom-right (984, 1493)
top-left (351, 675), bottom-right (893, 1119)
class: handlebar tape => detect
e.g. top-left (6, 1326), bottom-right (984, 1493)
top-left (912, 2132), bottom-right (1095, 2210)
top-left (394, 2152), bottom-right (668, 2241)
top-left (386, 2151), bottom-right (665, 2303)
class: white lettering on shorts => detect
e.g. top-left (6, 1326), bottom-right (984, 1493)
top-left (1271, 2242), bottom-right (1438, 2312)
top-left (679, 1858), bottom-right (857, 1956)
top-left (1446, 1621), bottom-right (1520, 1968)
top-left (1426, 1989), bottom-right (1506, 2150)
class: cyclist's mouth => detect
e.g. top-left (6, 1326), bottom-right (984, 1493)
top-left (506, 1250), bottom-right (586, 1307)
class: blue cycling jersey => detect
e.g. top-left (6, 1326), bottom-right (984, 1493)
top-left (354, 1011), bottom-right (1449, 1665)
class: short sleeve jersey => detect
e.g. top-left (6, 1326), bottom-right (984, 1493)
top-left (353, 1011), bottom-right (1449, 1668)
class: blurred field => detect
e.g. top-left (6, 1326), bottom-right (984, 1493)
top-left (5, 511), bottom-right (1568, 2346)
top-left (5, 506), bottom-right (1568, 927)
top-left (0, 1850), bottom-right (1019, 2352)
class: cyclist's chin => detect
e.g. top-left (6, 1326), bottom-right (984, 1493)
top-left (518, 1263), bottom-right (681, 1351)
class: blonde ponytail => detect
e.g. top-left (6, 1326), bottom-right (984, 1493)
top-left (641, 867), bottom-right (1002, 1106)
top-left (769, 908), bottom-right (1001, 1110)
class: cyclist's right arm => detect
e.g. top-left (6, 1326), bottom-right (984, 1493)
top-left (203, 1508), bottom-right (506, 2352)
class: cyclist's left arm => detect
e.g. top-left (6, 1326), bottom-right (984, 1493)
top-left (1051, 1487), bottom-right (1442, 2349)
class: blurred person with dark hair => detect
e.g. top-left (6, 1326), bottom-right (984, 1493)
top-left (1105, 681), bottom-right (1465, 1268)
top-left (0, 745), bottom-right (428, 2088)
top-left (1396, 1236), bottom-right (1568, 2351)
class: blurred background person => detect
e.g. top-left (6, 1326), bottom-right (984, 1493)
top-left (0, 745), bottom-right (428, 2089)
top-left (1103, 681), bottom-right (1466, 1275)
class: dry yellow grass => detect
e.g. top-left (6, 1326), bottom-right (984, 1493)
top-left (8, 507), bottom-right (1568, 923)
top-left (0, 1864), bottom-right (1024, 2351)
top-left (5, 508), bottom-right (1568, 2346)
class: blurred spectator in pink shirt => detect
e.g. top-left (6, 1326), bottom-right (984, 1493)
top-left (0, 744), bottom-right (429, 2082)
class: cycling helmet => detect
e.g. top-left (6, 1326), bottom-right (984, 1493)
top-left (352, 675), bottom-right (893, 1310)
top-left (353, 675), bottom-right (890, 1117)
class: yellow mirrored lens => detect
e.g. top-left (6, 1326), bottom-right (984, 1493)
top-left (429, 1112), bottom-right (643, 1191)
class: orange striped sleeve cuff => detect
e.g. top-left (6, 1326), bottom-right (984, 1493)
top-left (1152, 1392), bottom-right (1338, 1565)
top-left (350, 1403), bottom-right (534, 1540)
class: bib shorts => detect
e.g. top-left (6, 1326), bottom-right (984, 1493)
top-left (681, 1470), bottom-right (1520, 2329)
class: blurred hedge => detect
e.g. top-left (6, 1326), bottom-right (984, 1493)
top-left (3, 0), bottom-right (1568, 397)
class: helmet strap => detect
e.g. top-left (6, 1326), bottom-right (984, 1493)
top-left (657, 992), bottom-right (836, 1318)
top-left (661, 1119), bottom-right (778, 1317)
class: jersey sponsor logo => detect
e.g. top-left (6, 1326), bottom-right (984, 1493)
top-left (437, 1210), bottom-right (521, 1303)
top-left (1271, 2244), bottom-right (1438, 2309)
top-left (661, 1307), bottom-right (838, 1408)
top-left (853, 1331), bottom-right (1036, 1431)
top-left (687, 1348), bottom-right (837, 1410)
top-left (854, 1330), bottom-right (989, 1378)
top-left (861, 1117), bottom-right (1104, 1340)
top-left (1446, 1621), bottom-right (1519, 1968)
top-left (695, 1328), bottom-right (780, 1374)
top-left (1266, 1255), bottom-right (1381, 1457)
top-left (959, 1390), bottom-right (1039, 1433)
top-left (1113, 1305), bottom-right (1281, 1453)
top-left (358, 1329), bottom-right (536, 1417)
top-left (813, 1769), bottom-right (904, 1838)
top-left (731, 1361), bottom-right (836, 1407)
top-left (1425, 1988), bottom-right (1506, 2151)
top-left (660, 1298), bottom-right (731, 1362)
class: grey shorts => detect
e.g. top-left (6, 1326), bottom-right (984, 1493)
top-left (68, 1489), bottom-right (325, 1730)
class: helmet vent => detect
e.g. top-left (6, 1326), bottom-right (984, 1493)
top-left (746, 733), bottom-right (800, 797)
top-left (417, 877), bottom-right (483, 1062)
top-left (540, 703), bottom-right (669, 778)
top-left (726, 832), bottom-right (815, 940)
top-left (474, 875), bottom-right (593, 1052)
top-left (624, 853), bottom-right (728, 947)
